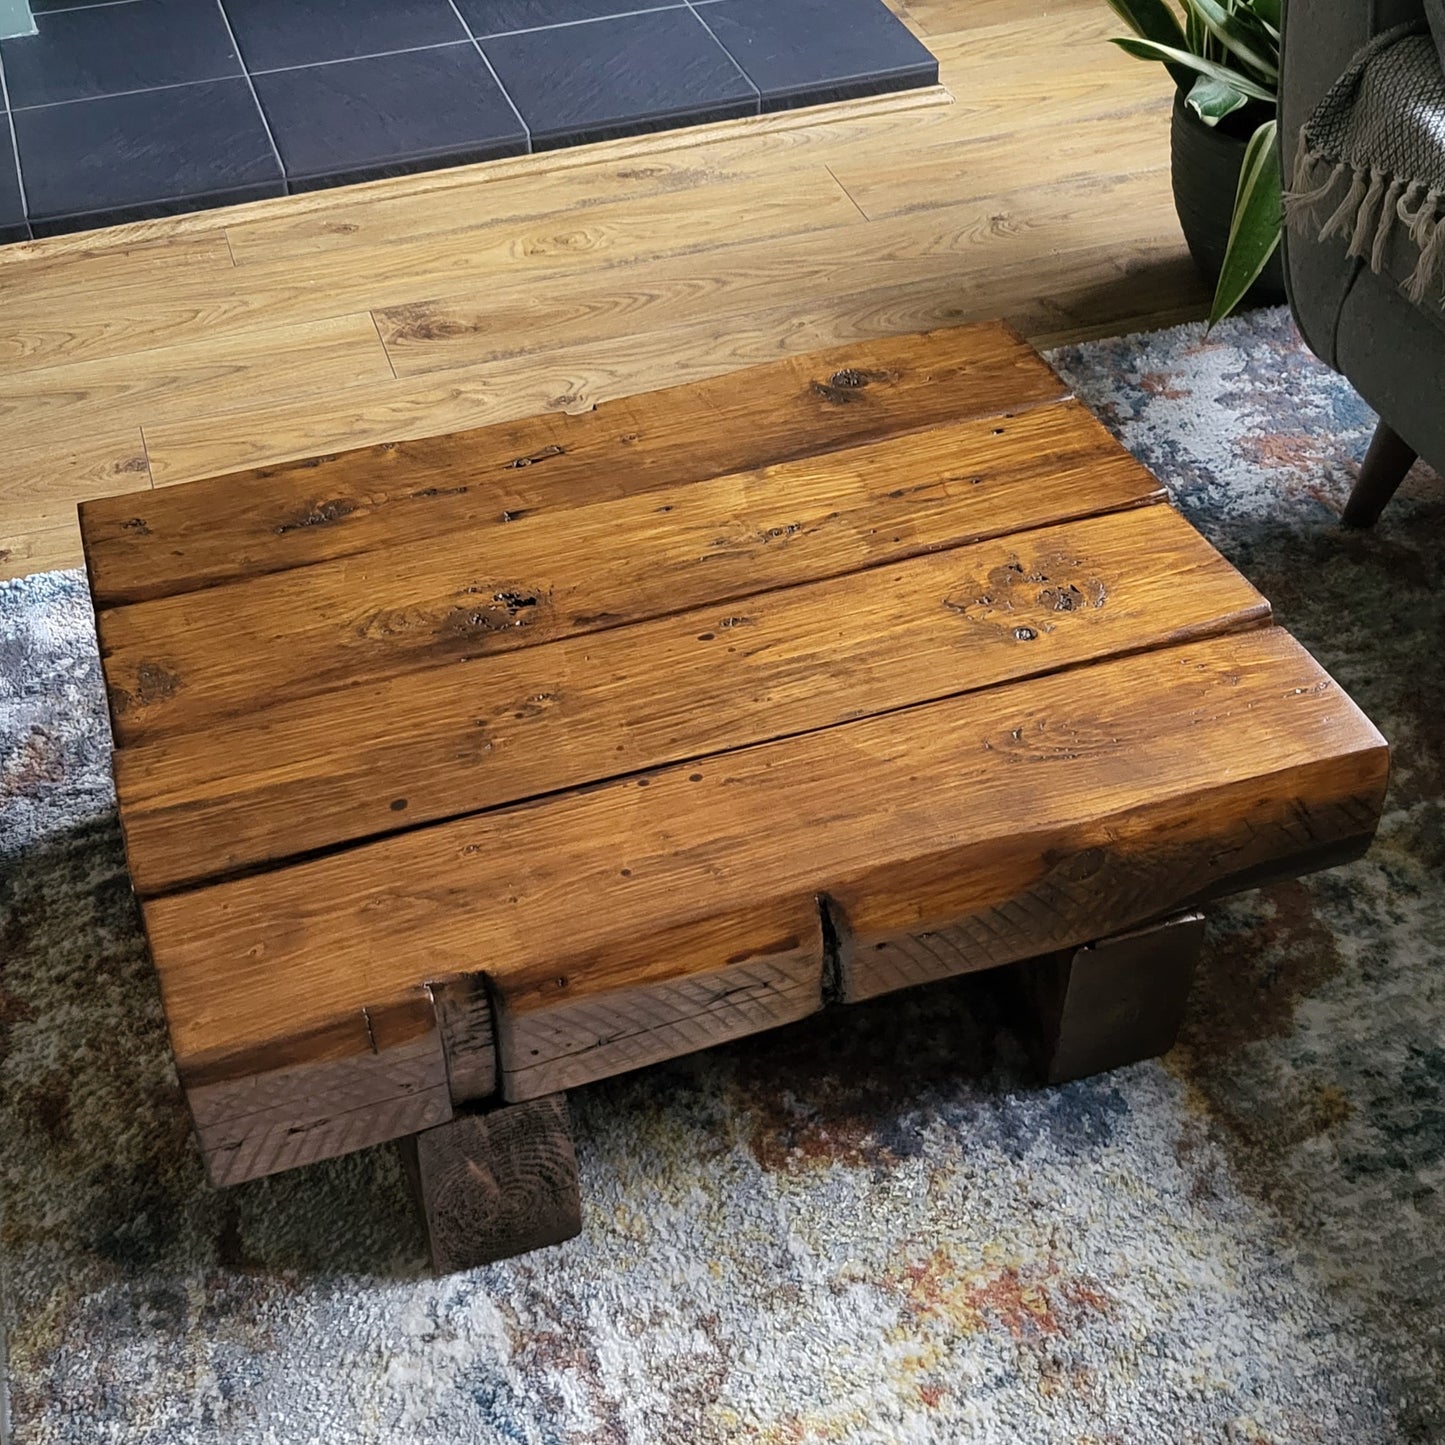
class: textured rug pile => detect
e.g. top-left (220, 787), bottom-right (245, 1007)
top-left (2, 309), bottom-right (1443, 1443)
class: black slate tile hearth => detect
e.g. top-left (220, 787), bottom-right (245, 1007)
top-left (701, 0), bottom-right (938, 110)
top-left (0, 0), bottom-right (240, 108)
top-left (27, 0), bottom-right (118, 11)
top-left (27, 0), bottom-right (139, 12)
top-left (0, 139), bottom-right (27, 244)
top-left (225, 0), bottom-right (468, 72)
top-left (457, 0), bottom-right (683, 37)
top-left (253, 44), bottom-right (527, 187)
top-left (14, 77), bottom-right (284, 232)
top-left (0, 0), bottom-right (935, 240)
top-left (482, 7), bottom-right (756, 151)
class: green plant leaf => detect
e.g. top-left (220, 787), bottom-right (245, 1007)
top-left (1186, 73), bottom-right (1250, 125)
top-left (1180, 0), bottom-right (1279, 84)
top-left (1105, 0), bottom-right (1194, 89)
top-left (1109, 37), bottom-right (1276, 99)
top-left (1238, 0), bottom-right (1281, 36)
top-left (1209, 118), bottom-right (1282, 326)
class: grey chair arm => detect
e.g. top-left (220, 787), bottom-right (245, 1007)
top-left (1281, 0), bottom-right (1427, 146)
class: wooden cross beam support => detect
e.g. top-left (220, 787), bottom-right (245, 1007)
top-left (1006, 911), bottom-right (1206, 1085)
top-left (399, 1095), bottom-right (581, 1274)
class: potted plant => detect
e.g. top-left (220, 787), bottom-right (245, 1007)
top-left (1108, 0), bottom-right (1283, 323)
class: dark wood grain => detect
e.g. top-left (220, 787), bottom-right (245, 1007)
top-left (401, 1095), bottom-right (581, 1273)
top-left (77, 323), bottom-right (1389, 1217)
top-left (428, 972), bottom-right (497, 1106)
top-left (181, 989), bottom-right (452, 1186)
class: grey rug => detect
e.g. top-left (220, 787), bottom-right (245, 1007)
top-left (2, 308), bottom-right (1443, 1443)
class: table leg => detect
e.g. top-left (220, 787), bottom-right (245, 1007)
top-left (400, 1093), bottom-right (581, 1273)
top-left (1010, 911), bottom-right (1205, 1084)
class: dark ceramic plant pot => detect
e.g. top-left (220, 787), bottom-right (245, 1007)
top-left (1170, 91), bottom-right (1287, 308)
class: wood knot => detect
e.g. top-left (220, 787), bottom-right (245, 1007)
top-left (274, 497), bottom-right (358, 535)
top-left (810, 367), bottom-right (892, 405)
top-left (505, 445), bottom-right (565, 470)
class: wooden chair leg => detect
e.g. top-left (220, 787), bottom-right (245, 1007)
top-left (400, 1094), bottom-right (581, 1273)
top-left (1009, 912), bottom-right (1205, 1085)
top-left (1342, 419), bottom-right (1417, 528)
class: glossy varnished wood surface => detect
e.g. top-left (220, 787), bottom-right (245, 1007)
top-left (84, 319), bottom-right (1388, 1181)
top-left (113, 504), bottom-right (1264, 895)
top-left (143, 627), bottom-right (1386, 1087)
top-left (0, 0), bottom-right (1208, 582)
top-left (96, 392), bottom-right (1160, 746)
top-left (79, 323), bottom-right (1064, 605)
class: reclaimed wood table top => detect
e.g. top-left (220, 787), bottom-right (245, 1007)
top-left (79, 321), bottom-right (1389, 1187)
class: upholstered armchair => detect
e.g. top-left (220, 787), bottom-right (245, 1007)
top-left (1281, 0), bottom-right (1445, 525)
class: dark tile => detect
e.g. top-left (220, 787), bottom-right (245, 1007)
top-left (223, 0), bottom-right (467, 72)
top-left (28, 0), bottom-right (130, 13)
top-left (457, 0), bottom-right (682, 37)
top-left (1, 0), bottom-right (241, 108)
top-left (699, 0), bottom-right (936, 111)
top-left (482, 8), bottom-right (755, 151)
top-left (253, 44), bottom-right (527, 186)
top-left (14, 77), bottom-right (283, 228)
top-left (0, 132), bottom-right (28, 242)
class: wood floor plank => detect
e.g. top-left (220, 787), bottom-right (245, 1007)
top-left (142, 628), bottom-right (1388, 1082)
top-left (0, 232), bottom-right (234, 308)
top-left (113, 505), bottom-right (1266, 896)
top-left (81, 321), bottom-right (1065, 604)
top-left (1, 169), bottom-right (864, 377)
top-left (220, 94), bottom-right (954, 268)
top-left (0, 315), bottom-right (393, 430)
top-left (909, 0), bottom-right (1097, 35)
top-left (97, 400), bottom-right (1161, 745)
top-left (133, 167), bottom-right (1176, 487)
top-left (0, 91), bottom-right (947, 272)
top-left (1, 430), bottom-right (151, 530)
top-left (0, 522), bottom-right (85, 582)
top-left (372, 158), bottom-right (1170, 380)
top-left (828, 103), bottom-right (1169, 221)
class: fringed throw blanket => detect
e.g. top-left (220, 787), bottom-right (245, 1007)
top-left (1287, 23), bottom-right (1445, 306)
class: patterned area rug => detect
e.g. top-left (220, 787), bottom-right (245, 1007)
top-left (2, 309), bottom-right (1443, 1444)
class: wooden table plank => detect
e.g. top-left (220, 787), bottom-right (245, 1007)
top-left (79, 321), bottom-right (1062, 605)
top-left (142, 628), bottom-right (1387, 1097)
top-left (114, 504), bottom-right (1267, 895)
top-left (97, 399), bottom-right (1160, 746)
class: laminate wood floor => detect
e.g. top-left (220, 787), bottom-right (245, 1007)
top-left (0, 0), bottom-right (1207, 582)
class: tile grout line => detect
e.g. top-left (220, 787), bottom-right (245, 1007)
top-left (25, 0), bottom-right (141, 13)
top-left (443, 0), bottom-right (532, 154)
top-left (682, 0), bottom-right (761, 109)
top-left (211, 0), bottom-right (286, 178)
top-left (9, 70), bottom-right (245, 114)
top-left (471, 3), bottom-right (685, 39)
top-left (248, 38), bottom-right (473, 77)
top-left (0, 52), bottom-right (32, 238)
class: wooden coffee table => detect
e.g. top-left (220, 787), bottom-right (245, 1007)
top-left (78, 322), bottom-right (1388, 1272)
